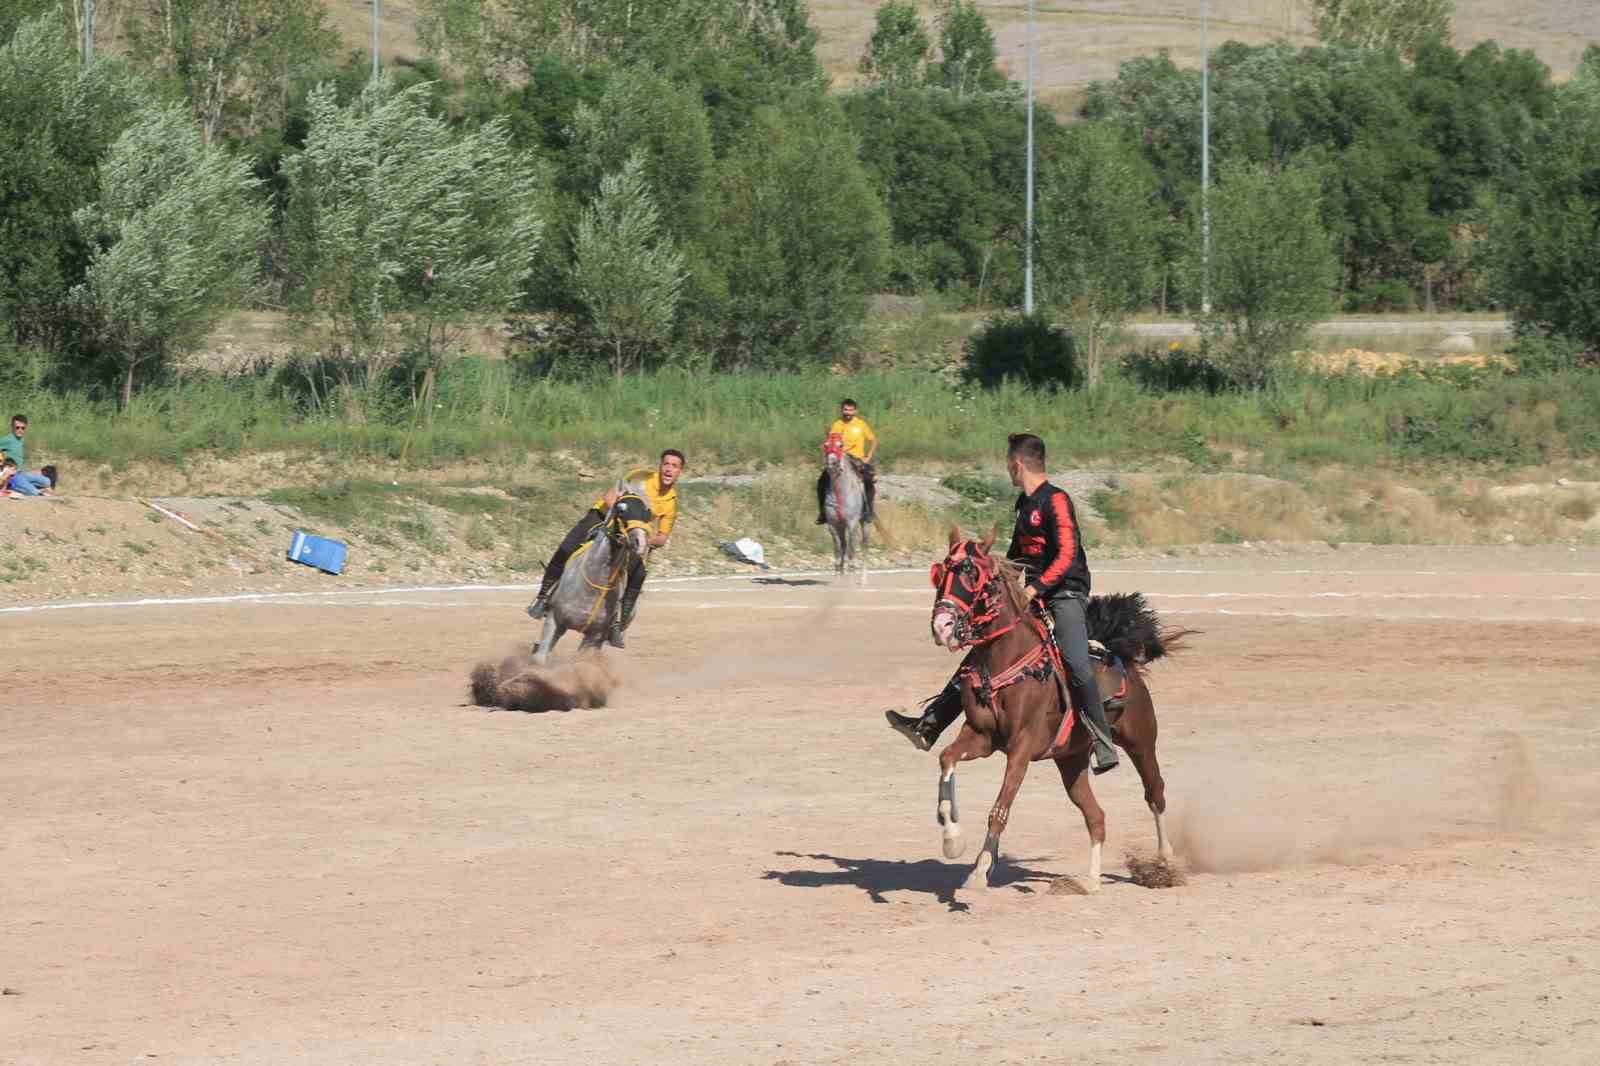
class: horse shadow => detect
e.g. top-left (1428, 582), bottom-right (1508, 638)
top-left (763, 850), bottom-right (1059, 913)
top-left (752, 577), bottom-right (826, 587)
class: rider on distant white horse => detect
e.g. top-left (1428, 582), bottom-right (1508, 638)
top-left (815, 398), bottom-right (877, 525)
top-left (528, 449), bottom-right (684, 648)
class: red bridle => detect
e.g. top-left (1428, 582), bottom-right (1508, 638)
top-left (929, 541), bottom-right (1023, 647)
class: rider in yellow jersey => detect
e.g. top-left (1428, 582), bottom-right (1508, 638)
top-left (527, 449), bottom-right (684, 648)
top-left (816, 398), bottom-right (877, 524)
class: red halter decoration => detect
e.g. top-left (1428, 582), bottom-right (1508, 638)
top-left (822, 432), bottom-right (846, 460)
top-left (932, 540), bottom-right (1066, 709)
top-left (929, 540), bottom-right (1023, 647)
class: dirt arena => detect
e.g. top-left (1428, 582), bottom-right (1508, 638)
top-left (4, 545), bottom-right (1598, 1064)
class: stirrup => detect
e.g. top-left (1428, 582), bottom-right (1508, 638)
top-left (606, 623), bottom-right (626, 650)
top-left (526, 595), bottom-right (548, 619)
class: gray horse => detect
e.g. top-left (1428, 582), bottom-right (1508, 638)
top-left (531, 488), bottom-right (653, 665)
top-left (822, 440), bottom-right (869, 585)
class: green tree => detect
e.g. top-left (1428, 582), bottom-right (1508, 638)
top-left (1190, 160), bottom-right (1339, 389)
top-left (858, 0), bottom-right (929, 92)
top-left (845, 85), bottom-right (1045, 300)
top-left (572, 154), bottom-right (688, 379)
top-left (0, 13), bottom-right (144, 350)
top-left (1037, 124), bottom-right (1160, 387)
top-left (419, 0), bottom-right (819, 87)
top-left (72, 104), bottom-right (266, 408)
top-left (283, 81), bottom-right (545, 418)
top-left (1311, 0), bottom-right (1452, 58)
top-left (571, 66), bottom-right (715, 241)
top-left (706, 92), bottom-right (890, 368)
top-left (931, 0), bottom-right (1005, 96)
top-left (1487, 77), bottom-right (1600, 355)
top-left (123, 0), bottom-right (338, 143)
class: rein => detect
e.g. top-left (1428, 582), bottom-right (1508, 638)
top-left (578, 493), bottom-right (649, 629)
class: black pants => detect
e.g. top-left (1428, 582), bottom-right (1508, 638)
top-left (541, 508), bottom-right (607, 590)
top-left (918, 595), bottom-right (1104, 745)
top-left (816, 460), bottom-right (876, 517)
top-left (1046, 594), bottom-right (1108, 743)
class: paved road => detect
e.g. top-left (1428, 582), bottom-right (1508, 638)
top-left (1129, 318), bottom-right (1510, 338)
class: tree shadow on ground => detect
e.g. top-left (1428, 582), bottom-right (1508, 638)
top-left (764, 850), bottom-right (1059, 912)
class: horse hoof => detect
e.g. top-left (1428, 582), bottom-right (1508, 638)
top-left (942, 829), bottom-right (965, 860)
top-left (963, 850), bottom-right (994, 890)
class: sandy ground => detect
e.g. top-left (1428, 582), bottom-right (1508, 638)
top-left (3, 546), bottom-right (1599, 1064)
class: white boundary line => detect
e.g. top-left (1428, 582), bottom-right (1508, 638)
top-left (5, 564), bottom-right (1599, 617)
top-left (0, 569), bottom-right (928, 617)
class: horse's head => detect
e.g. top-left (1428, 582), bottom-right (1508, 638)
top-left (928, 525), bottom-right (1014, 651)
top-left (822, 432), bottom-right (846, 471)
top-left (606, 491), bottom-right (654, 557)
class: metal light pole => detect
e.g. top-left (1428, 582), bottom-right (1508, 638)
top-left (1023, 0), bottom-right (1036, 315)
top-left (82, 0), bottom-right (94, 63)
top-left (371, 0), bottom-right (381, 81)
top-left (1200, 0), bottom-right (1212, 313)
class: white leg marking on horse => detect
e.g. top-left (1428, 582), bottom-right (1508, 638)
top-left (1151, 803), bottom-right (1173, 860)
top-left (1087, 841), bottom-right (1103, 894)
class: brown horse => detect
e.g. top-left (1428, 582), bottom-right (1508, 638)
top-left (927, 527), bottom-right (1187, 891)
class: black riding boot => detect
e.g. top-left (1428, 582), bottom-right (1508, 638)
top-left (815, 473), bottom-right (828, 525)
top-left (885, 679), bottom-right (963, 751)
top-left (1068, 673), bottom-right (1119, 774)
top-left (526, 572), bottom-right (560, 619)
top-left (863, 475), bottom-right (877, 524)
top-left (607, 587), bottom-right (640, 649)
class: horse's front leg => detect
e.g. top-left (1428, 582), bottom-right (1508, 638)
top-left (966, 747), bottom-right (1032, 890)
top-left (533, 617), bottom-right (562, 665)
top-left (830, 524), bottom-right (846, 575)
top-left (935, 724), bottom-right (992, 859)
top-left (857, 519), bottom-right (869, 586)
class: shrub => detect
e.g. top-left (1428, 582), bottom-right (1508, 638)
top-left (1122, 343), bottom-right (1230, 394)
top-left (961, 313), bottom-right (1079, 390)
top-left (1346, 277), bottom-right (1415, 313)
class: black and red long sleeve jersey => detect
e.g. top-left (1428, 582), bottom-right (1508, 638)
top-left (1006, 480), bottom-right (1090, 599)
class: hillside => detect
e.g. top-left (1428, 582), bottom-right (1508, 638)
top-left (337, 0), bottom-right (1595, 102)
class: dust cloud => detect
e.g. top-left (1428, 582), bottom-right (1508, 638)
top-left (470, 650), bottom-right (618, 712)
top-left (1170, 733), bottom-right (1544, 874)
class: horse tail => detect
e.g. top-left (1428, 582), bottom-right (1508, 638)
top-left (1085, 591), bottom-right (1195, 664)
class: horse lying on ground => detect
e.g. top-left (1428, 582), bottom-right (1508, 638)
top-left (925, 526), bottom-right (1189, 891)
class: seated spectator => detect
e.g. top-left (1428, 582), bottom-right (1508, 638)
top-left (0, 414), bottom-right (54, 496)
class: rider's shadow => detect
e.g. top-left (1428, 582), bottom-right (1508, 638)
top-left (764, 851), bottom-right (1057, 913)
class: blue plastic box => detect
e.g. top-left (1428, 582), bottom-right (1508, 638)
top-left (287, 531), bottom-right (348, 575)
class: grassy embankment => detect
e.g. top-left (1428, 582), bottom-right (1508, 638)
top-left (9, 343), bottom-right (1600, 570)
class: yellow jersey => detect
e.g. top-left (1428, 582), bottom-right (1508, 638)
top-left (593, 469), bottom-right (678, 537)
top-left (828, 417), bottom-right (877, 461)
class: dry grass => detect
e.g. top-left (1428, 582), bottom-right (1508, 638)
top-left (1089, 467), bottom-right (1600, 550)
top-left (327, 1), bottom-right (1594, 97)
top-left (1096, 473), bottom-right (1334, 546)
top-left (803, 0), bottom-right (1592, 93)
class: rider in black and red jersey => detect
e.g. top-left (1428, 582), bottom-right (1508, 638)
top-left (885, 432), bottom-right (1119, 774)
